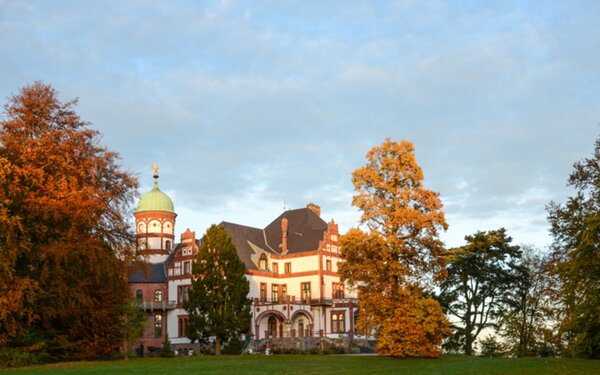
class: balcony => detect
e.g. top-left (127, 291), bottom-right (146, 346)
top-left (137, 300), bottom-right (177, 311)
top-left (310, 298), bottom-right (333, 306)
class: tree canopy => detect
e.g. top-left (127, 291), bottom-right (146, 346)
top-left (340, 138), bottom-right (450, 357)
top-left (547, 136), bottom-right (600, 358)
top-left (0, 82), bottom-right (138, 360)
top-left (438, 228), bottom-right (522, 356)
top-left (185, 224), bottom-right (251, 356)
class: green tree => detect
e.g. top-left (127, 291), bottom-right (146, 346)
top-left (158, 336), bottom-right (175, 358)
top-left (119, 299), bottom-right (146, 360)
top-left (547, 136), bottom-right (600, 358)
top-left (438, 229), bottom-right (522, 356)
top-left (340, 139), bottom-right (450, 358)
top-left (0, 82), bottom-right (138, 360)
top-left (184, 224), bottom-right (251, 356)
top-left (499, 246), bottom-right (556, 357)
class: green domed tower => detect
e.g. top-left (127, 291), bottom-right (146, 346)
top-left (134, 165), bottom-right (177, 263)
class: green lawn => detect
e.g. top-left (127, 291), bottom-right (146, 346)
top-left (2, 355), bottom-right (599, 375)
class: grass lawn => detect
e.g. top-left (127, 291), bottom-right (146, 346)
top-left (2, 354), bottom-right (599, 375)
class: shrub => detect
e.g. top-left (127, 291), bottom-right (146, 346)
top-left (480, 335), bottom-right (505, 357)
top-left (158, 336), bottom-right (175, 358)
top-left (0, 347), bottom-right (50, 368)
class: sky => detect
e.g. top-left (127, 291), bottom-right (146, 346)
top-left (1, 0), bottom-right (599, 249)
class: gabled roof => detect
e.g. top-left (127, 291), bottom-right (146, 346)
top-left (265, 208), bottom-right (328, 254)
top-left (221, 207), bottom-right (329, 270)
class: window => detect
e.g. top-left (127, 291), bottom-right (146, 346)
top-left (165, 240), bottom-right (171, 250)
top-left (154, 314), bottom-right (163, 337)
top-left (154, 289), bottom-right (163, 302)
top-left (332, 282), bottom-right (344, 299)
top-left (135, 289), bottom-right (143, 302)
top-left (178, 285), bottom-right (190, 304)
top-left (331, 312), bottom-right (345, 333)
top-left (259, 254), bottom-right (268, 270)
top-left (301, 282), bottom-right (311, 304)
top-left (281, 284), bottom-right (287, 303)
top-left (174, 262), bottom-right (181, 276)
top-left (326, 259), bottom-right (332, 271)
top-left (272, 263), bottom-right (279, 274)
top-left (285, 262), bottom-right (291, 274)
top-left (178, 316), bottom-right (188, 337)
top-left (272, 284), bottom-right (279, 303)
top-left (260, 283), bottom-right (267, 302)
top-left (184, 261), bottom-right (191, 275)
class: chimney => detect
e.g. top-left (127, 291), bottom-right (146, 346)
top-left (307, 203), bottom-right (320, 217)
top-left (281, 216), bottom-right (288, 254)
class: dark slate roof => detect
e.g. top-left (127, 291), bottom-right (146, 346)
top-left (128, 262), bottom-right (167, 283)
top-left (264, 208), bottom-right (328, 254)
top-left (221, 207), bottom-right (328, 270)
top-left (220, 221), bottom-right (272, 271)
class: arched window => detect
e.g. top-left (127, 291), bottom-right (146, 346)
top-left (259, 254), bottom-right (268, 270)
top-left (332, 312), bottom-right (345, 333)
top-left (165, 240), bottom-right (171, 251)
top-left (154, 289), bottom-right (162, 302)
top-left (136, 289), bottom-right (143, 302)
top-left (154, 314), bottom-right (162, 337)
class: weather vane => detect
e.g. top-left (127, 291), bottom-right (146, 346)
top-left (283, 199), bottom-right (288, 211)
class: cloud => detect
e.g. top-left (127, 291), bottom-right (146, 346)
top-left (1, 1), bottom-right (599, 248)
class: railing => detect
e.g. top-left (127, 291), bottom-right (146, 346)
top-left (253, 296), bottom-right (357, 307)
top-left (137, 300), bottom-right (177, 310)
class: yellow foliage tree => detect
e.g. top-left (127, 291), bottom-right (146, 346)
top-left (340, 138), bottom-right (450, 357)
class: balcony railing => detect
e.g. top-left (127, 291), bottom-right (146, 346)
top-left (137, 300), bottom-right (177, 311)
top-left (253, 296), bottom-right (357, 307)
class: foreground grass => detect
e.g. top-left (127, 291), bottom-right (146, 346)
top-left (2, 354), bottom-right (599, 375)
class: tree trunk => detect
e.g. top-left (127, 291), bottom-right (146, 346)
top-left (465, 332), bottom-right (474, 356)
top-left (215, 336), bottom-right (221, 356)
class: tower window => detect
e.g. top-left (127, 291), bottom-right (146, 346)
top-left (165, 240), bottom-right (171, 250)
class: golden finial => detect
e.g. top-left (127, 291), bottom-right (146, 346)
top-left (152, 164), bottom-right (159, 178)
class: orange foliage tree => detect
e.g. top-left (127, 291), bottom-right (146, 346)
top-left (0, 82), bottom-right (138, 360)
top-left (340, 138), bottom-right (450, 357)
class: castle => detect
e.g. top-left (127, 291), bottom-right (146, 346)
top-left (128, 168), bottom-right (359, 353)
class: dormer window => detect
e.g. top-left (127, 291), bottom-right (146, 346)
top-left (259, 254), bottom-right (268, 271)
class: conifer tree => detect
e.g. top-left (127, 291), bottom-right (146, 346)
top-left (185, 224), bottom-right (251, 356)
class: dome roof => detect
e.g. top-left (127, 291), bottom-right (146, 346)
top-left (136, 173), bottom-right (174, 213)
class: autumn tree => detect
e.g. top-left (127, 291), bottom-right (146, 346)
top-left (499, 246), bottom-right (557, 357)
top-left (340, 138), bottom-right (450, 358)
top-left (547, 136), bottom-right (600, 358)
top-left (438, 229), bottom-right (522, 356)
top-left (185, 224), bottom-right (251, 356)
top-left (0, 82), bottom-right (138, 360)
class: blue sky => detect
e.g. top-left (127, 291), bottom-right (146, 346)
top-left (1, 0), bottom-right (599, 248)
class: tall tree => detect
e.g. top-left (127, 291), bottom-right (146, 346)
top-left (547, 136), bottom-right (600, 358)
top-left (438, 228), bottom-right (522, 356)
top-left (185, 224), bottom-right (251, 356)
top-left (499, 246), bottom-right (556, 357)
top-left (340, 138), bottom-right (450, 358)
top-left (0, 82), bottom-right (138, 360)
